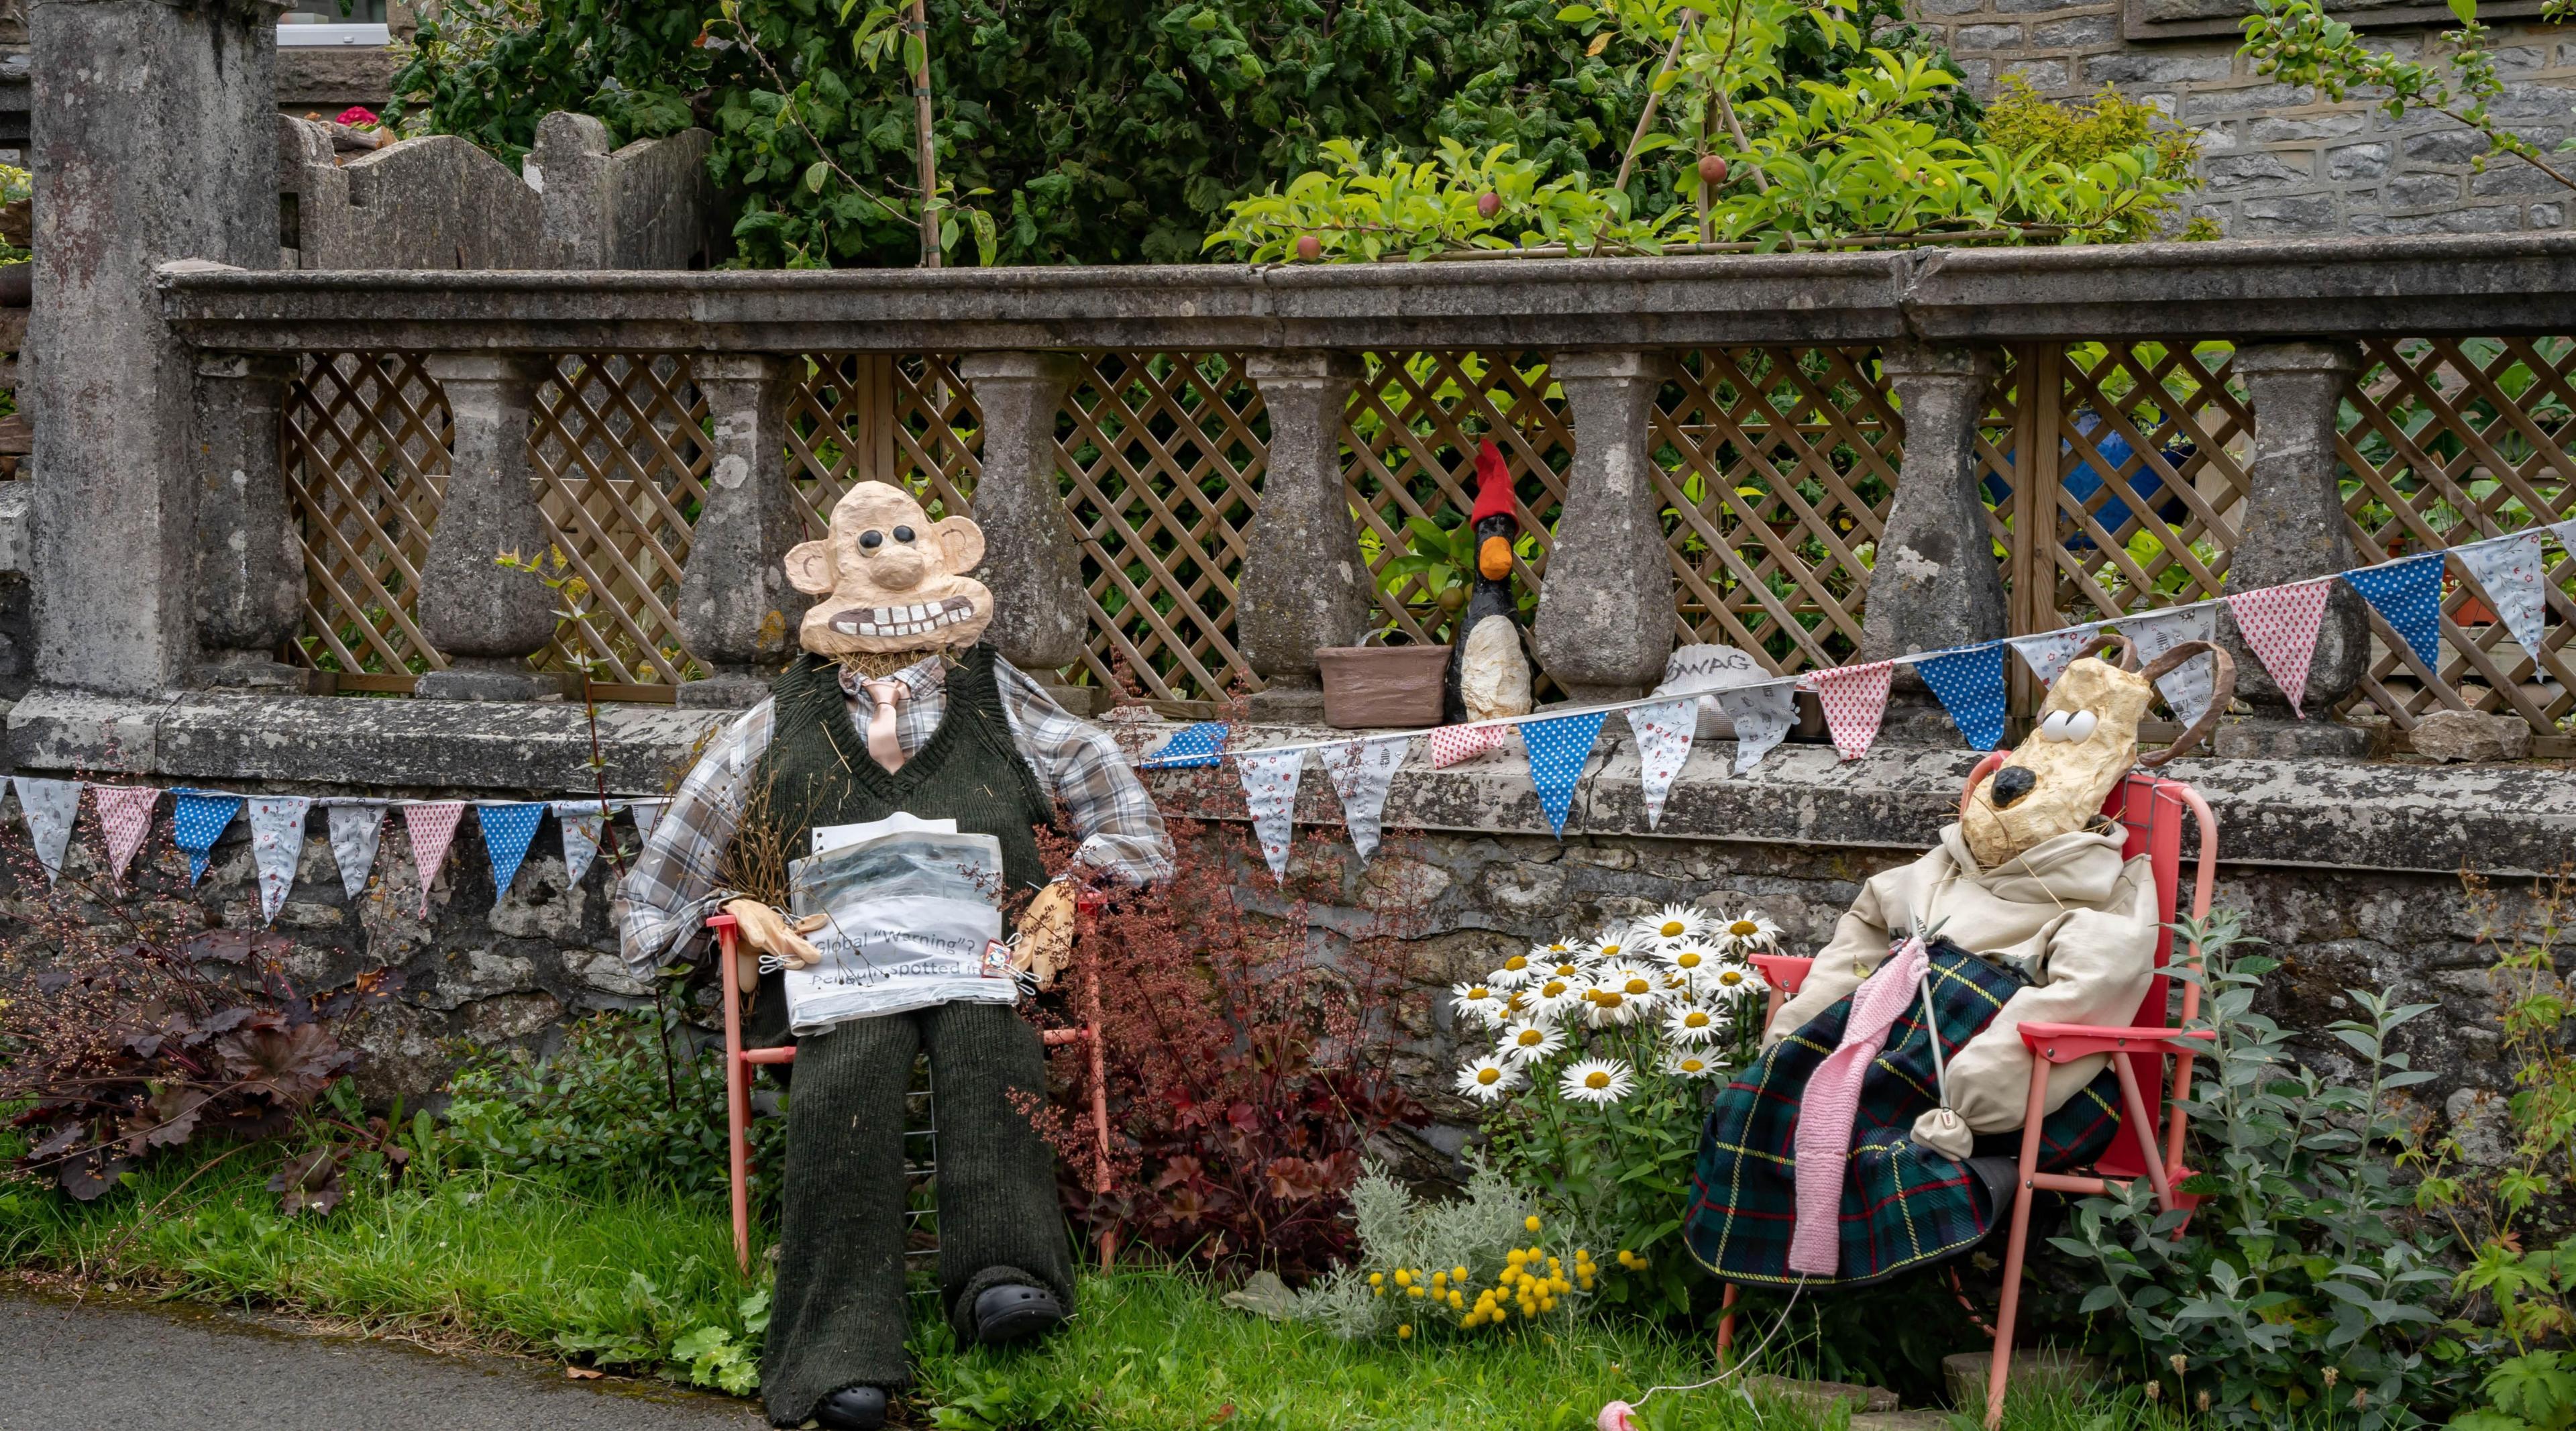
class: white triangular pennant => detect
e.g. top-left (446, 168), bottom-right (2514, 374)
top-left (1623, 698), bottom-right (1697, 830)
top-left (2006, 628), bottom-right (2101, 688)
top-left (13, 777), bottom-right (80, 884)
top-left (1320, 736), bottom-right (1409, 864)
top-left (327, 803), bottom-right (385, 900)
top-left (2552, 519), bottom-right (2576, 560)
top-left (246, 796), bottom-right (313, 925)
top-left (553, 800), bottom-right (608, 888)
top-left (2455, 532), bottom-right (2549, 656)
top-left (1713, 684), bottom-right (1796, 776)
top-left (629, 800), bottom-right (665, 846)
top-left (2118, 605), bottom-right (2221, 727)
top-left (1236, 747), bottom-right (1305, 883)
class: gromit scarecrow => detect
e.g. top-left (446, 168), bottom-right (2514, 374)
top-left (620, 482), bottom-right (1173, 1430)
top-left (1682, 637), bottom-right (2232, 1289)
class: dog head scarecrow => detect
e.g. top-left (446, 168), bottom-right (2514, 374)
top-left (783, 482), bottom-right (995, 658)
top-left (1960, 635), bottom-right (2236, 869)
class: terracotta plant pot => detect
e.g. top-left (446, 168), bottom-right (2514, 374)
top-left (1315, 641), bottom-right (1449, 729)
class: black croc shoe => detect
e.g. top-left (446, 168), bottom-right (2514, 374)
top-left (812, 1384), bottom-right (889, 1431)
top-left (972, 1283), bottom-right (1067, 1344)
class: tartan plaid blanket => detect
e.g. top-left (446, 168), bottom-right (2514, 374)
top-left (1683, 941), bottom-right (2123, 1288)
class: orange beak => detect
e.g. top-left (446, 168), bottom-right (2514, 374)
top-left (1477, 535), bottom-right (1513, 582)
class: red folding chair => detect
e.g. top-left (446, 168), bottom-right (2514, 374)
top-left (1717, 757), bottom-right (2216, 1427)
top-left (710, 898), bottom-right (1119, 1275)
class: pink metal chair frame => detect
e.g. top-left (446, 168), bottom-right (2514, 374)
top-left (1716, 757), bottom-right (2216, 1426)
top-left (710, 902), bottom-right (1119, 1275)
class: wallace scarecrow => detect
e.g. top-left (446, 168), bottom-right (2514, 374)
top-left (1682, 637), bottom-right (2233, 1289)
top-left (621, 481), bottom-right (1173, 1430)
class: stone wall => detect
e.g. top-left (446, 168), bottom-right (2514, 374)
top-left (1900, 0), bottom-right (2576, 237)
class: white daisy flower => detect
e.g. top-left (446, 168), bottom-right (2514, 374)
top-left (1602, 963), bottom-right (1665, 1006)
top-left (1663, 1049), bottom-right (1721, 1080)
top-left (1701, 963), bottom-right (1760, 1001)
top-left (1497, 1019), bottom-right (1567, 1067)
top-left (1525, 973), bottom-right (1585, 1021)
top-left (1456, 1053), bottom-right (1521, 1102)
top-left (1582, 977), bottom-right (1655, 1028)
top-left (1585, 929), bottom-right (1646, 967)
top-left (1450, 981), bottom-right (1509, 1030)
top-left (1714, 910), bottom-right (1782, 953)
top-left (1489, 949), bottom-right (1538, 990)
top-left (1558, 1057), bottom-right (1638, 1105)
top-left (1664, 1003), bottom-right (1726, 1045)
top-left (1658, 942), bottom-right (1723, 983)
top-left (1641, 904), bottom-right (1710, 947)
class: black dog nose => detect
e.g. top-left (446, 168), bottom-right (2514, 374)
top-left (1991, 765), bottom-right (2036, 808)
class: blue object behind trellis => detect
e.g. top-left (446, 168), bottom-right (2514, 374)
top-left (170, 790), bottom-right (244, 884)
top-left (2343, 552), bottom-right (2446, 669)
top-left (1915, 643), bottom-right (2010, 751)
top-left (1521, 710), bottom-right (1609, 839)
top-left (476, 802), bottom-right (548, 908)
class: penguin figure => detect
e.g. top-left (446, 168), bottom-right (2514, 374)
top-left (1442, 438), bottom-right (1536, 727)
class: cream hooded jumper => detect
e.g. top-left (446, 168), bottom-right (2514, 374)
top-left (1762, 823), bottom-right (2160, 1154)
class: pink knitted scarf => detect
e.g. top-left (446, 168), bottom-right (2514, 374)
top-left (1786, 935), bottom-right (1930, 1277)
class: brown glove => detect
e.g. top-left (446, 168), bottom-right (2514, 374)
top-left (720, 898), bottom-right (831, 990)
top-left (1012, 881), bottom-right (1077, 990)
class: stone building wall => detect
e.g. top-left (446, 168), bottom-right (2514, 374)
top-left (1901, 0), bottom-right (2576, 236)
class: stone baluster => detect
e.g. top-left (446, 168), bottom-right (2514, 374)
top-left (1240, 351), bottom-right (1373, 721)
top-left (1533, 351), bottom-right (1680, 702)
top-left (2214, 339), bottom-right (2371, 759)
top-left (190, 353), bottom-right (319, 692)
top-left (954, 352), bottom-right (1094, 711)
top-left (674, 354), bottom-right (806, 708)
top-left (414, 354), bottom-right (576, 700)
top-left (1861, 341), bottom-right (2008, 743)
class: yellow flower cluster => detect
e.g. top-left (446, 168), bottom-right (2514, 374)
top-left (1366, 1230), bottom-right (1602, 1338)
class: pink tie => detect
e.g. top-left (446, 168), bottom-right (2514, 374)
top-left (1787, 934), bottom-right (1931, 1277)
top-left (860, 678), bottom-right (906, 772)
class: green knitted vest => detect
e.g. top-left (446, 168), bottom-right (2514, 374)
top-left (737, 644), bottom-right (1057, 901)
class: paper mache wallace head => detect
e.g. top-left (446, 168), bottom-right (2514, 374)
top-left (782, 482), bottom-right (995, 658)
top-left (1959, 635), bottom-right (2236, 869)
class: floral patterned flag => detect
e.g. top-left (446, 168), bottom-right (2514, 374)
top-left (2553, 518), bottom-right (2576, 562)
top-left (1139, 722), bottom-right (1230, 770)
top-left (1802, 660), bottom-right (1896, 761)
top-left (402, 801), bottom-right (466, 916)
top-left (1427, 723), bottom-right (1507, 770)
top-left (327, 802), bottom-right (386, 900)
top-left (1320, 735), bottom-right (1410, 864)
top-left (246, 796), bottom-right (313, 924)
top-left (1623, 698), bottom-right (1697, 830)
top-left (1236, 746), bottom-right (1306, 882)
top-left (1713, 684), bottom-right (1797, 776)
top-left (476, 802), bottom-right (548, 909)
top-left (553, 800), bottom-right (609, 888)
top-left (2343, 552), bottom-right (2445, 670)
top-left (2224, 578), bottom-right (2334, 717)
top-left (2117, 604), bottom-right (2221, 727)
top-left (13, 777), bottom-right (80, 885)
top-left (1521, 710), bottom-right (1609, 838)
top-left (92, 784), bottom-right (161, 884)
top-left (1913, 643), bottom-right (2010, 751)
top-left (2455, 533), bottom-right (2549, 656)
top-left (2006, 628), bottom-right (2102, 689)
top-left (170, 789), bottom-right (243, 885)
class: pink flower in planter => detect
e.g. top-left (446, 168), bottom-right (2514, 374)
top-left (335, 105), bottom-right (380, 128)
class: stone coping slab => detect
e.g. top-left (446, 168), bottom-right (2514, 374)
top-left (8, 692), bottom-right (2568, 876)
top-left (158, 232), bottom-right (2576, 354)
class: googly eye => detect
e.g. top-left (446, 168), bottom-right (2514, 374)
top-left (2039, 709), bottom-right (2073, 741)
top-left (2063, 709), bottom-right (2099, 743)
top-left (859, 529), bottom-right (883, 551)
top-left (893, 525), bottom-right (916, 543)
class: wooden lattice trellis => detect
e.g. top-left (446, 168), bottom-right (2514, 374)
top-left (280, 338), bottom-right (2576, 743)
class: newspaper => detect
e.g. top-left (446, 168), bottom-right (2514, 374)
top-left (779, 816), bottom-right (1016, 1035)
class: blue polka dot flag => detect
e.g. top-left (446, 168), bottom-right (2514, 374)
top-left (1914, 642), bottom-right (2010, 751)
top-left (1519, 710), bottom-right (1609, 839)
top-left (476, 802), bottom-right (548, 908)
top-left (170, 789), bottom-right (244, 885)
top-left (2343, 552), bottom-right (2445, 670)
top-left (1138, 721), bottom-right (1229, 770)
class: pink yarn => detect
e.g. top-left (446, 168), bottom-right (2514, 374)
top-left (1597, 1401), bottom-right (1638, 1431)
top-left (1787, 935), bottom-right (1929, 1276)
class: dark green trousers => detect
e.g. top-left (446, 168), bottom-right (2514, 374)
top-left (761, 999), bottom-right (1075, 1426)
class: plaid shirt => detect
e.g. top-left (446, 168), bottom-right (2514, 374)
top-left (616, 651), bottom-right (1171, 976)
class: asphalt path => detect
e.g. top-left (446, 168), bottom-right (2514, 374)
top-left (0, 1289), bottom-right (768, 1431)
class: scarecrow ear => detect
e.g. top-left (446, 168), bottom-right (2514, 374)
top-left (782, 540), bottom-right (835, 595)
top-left (930, 516), bottom-right (984, 574)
